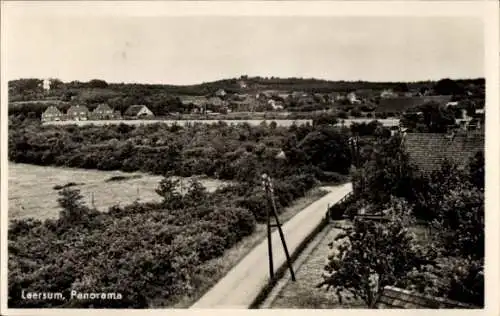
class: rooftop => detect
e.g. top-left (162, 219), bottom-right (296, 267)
top-left (403, 132), bottom-right (484, 173)
top-left (376, 286), bottom-right (476, 309)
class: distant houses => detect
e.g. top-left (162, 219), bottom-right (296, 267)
top-left (66, 105), bottom-right (90, 121)
top-left (41, 106), bottom-right (63, 122)
top-left (91, 103), bottom-right (120, 120)
top-left (41, 103), bottom-right (126, 122)
top-left (124, 105), bottom-right (154, 118)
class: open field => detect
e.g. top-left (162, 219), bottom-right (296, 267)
top-left (8, 163), bottom-right (230, 221)
top-left (43, 119), bottom-right (314, 127)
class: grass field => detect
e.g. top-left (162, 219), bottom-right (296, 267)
top-left (8, 163), bottom-right (230, 221)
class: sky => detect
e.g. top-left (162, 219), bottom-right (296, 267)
top-left (3, 6), bottom-right (485, 85)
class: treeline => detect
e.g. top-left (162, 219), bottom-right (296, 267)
top-left (8, 120), bottom-right (353, 182)
top-left (8, 77), bottom-right (485, 104)
top-left (8, 169), bottom-right (319, 308)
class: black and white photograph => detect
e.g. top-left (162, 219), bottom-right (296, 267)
top-left (1, 0), bottom-right (498, 313)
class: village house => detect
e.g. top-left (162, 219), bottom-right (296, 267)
top-left (267, 99), bottom-right (284, 111)
top-left (91, 103), bottom-right (117, 120)
top-left (215, 89), bottom-right (227, 98)
top-left (403, 131), bottom-right (484, 174)
top-left (41, 106), bottom-right (63, 122)
top-left (347, 92), bottom-right (362, 104)
top-left (380, 89), bottom-right (397, 98)
top-left (124, 105), bottom-right (154, 118)
top-left (66, 105), bottom-right (90, 121)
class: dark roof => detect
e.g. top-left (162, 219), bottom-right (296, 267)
top-left (93, 103), bottom-right (112, 112)
top-left (403, 132), bottom-right (484, 173)
top-left (124, 105), bottom-right (148, 116)
top-left (377, 95), bottom-right (452, 113)
top-left (42, 106), bottom-right (62, 115)
top-left (376, 286), bottom-right (476, 309)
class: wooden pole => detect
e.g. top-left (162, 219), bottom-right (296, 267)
top-left (266, 193), bottom-right (275, 280)
top-left (263, 174), bottom-right (296, 282)
top-left (270, 190), bottom-right (296, 281)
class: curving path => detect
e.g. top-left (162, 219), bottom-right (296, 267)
top-left (190, 182), bottom-right (353, 309)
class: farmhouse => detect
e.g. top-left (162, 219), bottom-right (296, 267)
top-left (347, 92), bottom-right (361, 104)
top-left (215, 89), bottom-right (227, 98)
top-left (91, 103), bottom-right (117, 120)
top-left (380, 89), bottom-right (397, 98)
top-left (403, 131), bottom-right (484, 174)
top-left (267, 99), bottom-right (284, 111)
top-left (41, 106), bottom-right (63, 122)
top-left (124, 105), bottom-right (154, 118)
top-left (66, 105), bottom-right (89, 121)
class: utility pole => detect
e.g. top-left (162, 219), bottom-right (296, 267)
top-left (261, 173), bottom-right (296, 282)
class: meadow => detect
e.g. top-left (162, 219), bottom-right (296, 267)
top-left (9, 163), bottom-right (230, 220)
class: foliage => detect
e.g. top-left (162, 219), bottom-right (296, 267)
top-left (8, 179), bottom-right (261, 308)
top-left (318, 198), bottom-right (436, 308)
top-left (9, 122), bottom-right (352, 182)
top-left (323, 131), bottom-right (485, 307)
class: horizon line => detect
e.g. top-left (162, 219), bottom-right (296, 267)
top-left (7, 75), bottom-right (486, 87)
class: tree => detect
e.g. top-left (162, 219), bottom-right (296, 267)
top-left (88, 79), bottom-right (109, 89)
top-left (419, 101), bottom-right (456, 133)
top-left (468, 151), bottom-right (484, 190)
top-left (393, 82), bottom-right (409, 93)
top-left (318, 198), bottom-right (436, 308)
top-left (57, 188), bottom-right (96, 227)
top-left (298, 125), bottom-right (352, 174)
top-left (432, 186), bottom-right (484, 260)
top-left (434, 78), bottom-right (464, 96)
top-left (155, 176), bottom-right (183, 209)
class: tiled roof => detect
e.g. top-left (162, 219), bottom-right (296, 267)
top-left (403, 132), bottom-right (484, 173)
top-left (93, 103), bottom-right (112, 112)
top-left (124, 105), bottom-right (147, 116)
top-left (376, 286), bottom-right (476, 309)
top-left (42, 106), bottom-right (62, 115)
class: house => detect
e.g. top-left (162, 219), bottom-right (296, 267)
top-left (207, 97), bottom-right (224, 107)
top-left (41, 106), bottom-right (63, 122)
top-left (403, 132), bottom-right (484, 174)
top-left (124, 105), bottom-right (154, 118)
top-left (376, 286), bottom-right (477, 309)
top-left (380, 89), bottom-right (397, 98)
top-left (42, 79), bottom-right (51, 91)
top-left (238, 80), bottom-right (248, 89)
top-left (66, 105), bottom-right (89, 121)
top-left (215, 89), bottom-right (227, 98)
top-left (347, 92), bottom-right (361, 104)
top-left (267, 99), bottom-right (284, 111)
top-left (91, 103), bottom-right (115, 120)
